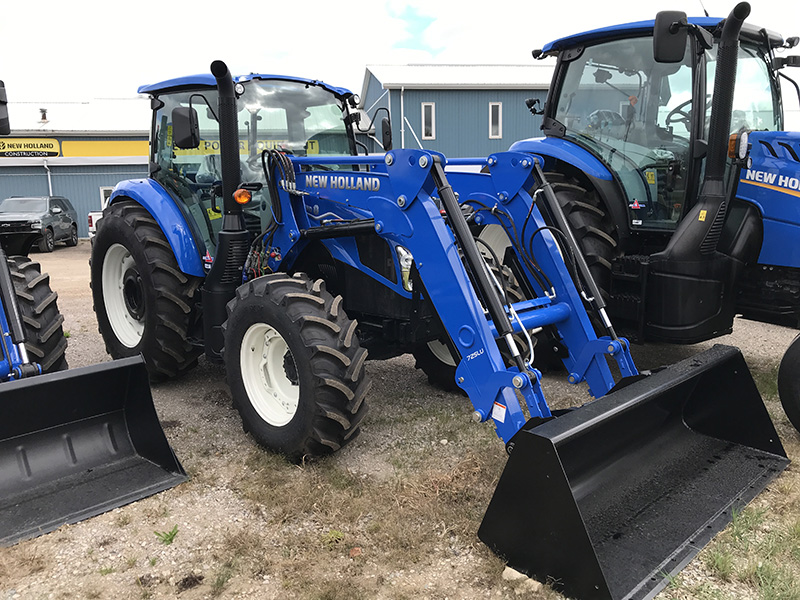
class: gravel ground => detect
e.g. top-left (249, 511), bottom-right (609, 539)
top-left (0, 240), bottom-right (798, 600)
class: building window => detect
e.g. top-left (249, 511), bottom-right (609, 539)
top-left (489, 102), bottom-right (502, 139)
top-left (99, 186), bottom-right (114, 209)
top-left (422, 103), bottom-right (436, 140)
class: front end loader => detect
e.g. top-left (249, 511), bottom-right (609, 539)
top-left (0, 82), bottom-right (186, 546)
top-left (90, 58), bottom-right (788, 599)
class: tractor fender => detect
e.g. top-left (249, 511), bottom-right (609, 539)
top-left (109, 179), bottom-right (205, 277)
top-left (509, 137), bottom-right (613, 182)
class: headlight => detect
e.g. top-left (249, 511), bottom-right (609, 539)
top-left (30, 220), bottom-right (42, 230)
top-left (396, 245), bottom-right (414, 292)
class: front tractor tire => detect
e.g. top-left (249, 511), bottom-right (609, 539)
top-left (90, 200), bottom-right (202, 381)
top-left (778, 333), bottom-right (800, 433)
top-left (8, 256), bottom-right (68, 373)
top-left (223, 274), bottom-right (369, 462)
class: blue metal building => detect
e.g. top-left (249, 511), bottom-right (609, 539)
top-left (0, 99), bottom-right (150, 238)
top-left (359, 64), bottom-right (554, 158)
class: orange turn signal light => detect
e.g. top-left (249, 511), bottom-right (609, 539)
top-left (234, 189), bottom-right (252, 205)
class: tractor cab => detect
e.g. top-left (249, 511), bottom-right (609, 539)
top-left (140, 74), bottom-right (361, 256)
top-left (536, 17), bottom-right (784, 242)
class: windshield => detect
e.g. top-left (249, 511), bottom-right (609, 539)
top-left (554, 36), bottom-right (694, 230)
top-left (706, 42), bottom-right (781, 133)
top-left (0, 197), bottom-right (46, 213)
top-left (552, 34), bottom-right (781, 232)
top-left (150, 79), bottom-right (353, 254)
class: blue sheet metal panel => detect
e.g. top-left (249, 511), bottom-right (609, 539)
top-left (542, 17), bottom-right (722, 52)
top-left (49, 165), bottom-right (148, 237)
top-left (398, 88), bottom-right (546, 158)
top-left (736, 131), bottom-right (800, 268)
top-left (509, 136), bottom-right (614, 181)
top-left (0, 164), bottom-right (148, 237)
top-left (139, 73), bottom-right (352, 98)
top-left (110, 179), bottom-right (204, 277)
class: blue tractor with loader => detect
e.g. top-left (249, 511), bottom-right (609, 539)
top-left (89, 5), bottom-right (792, 598)
top-left (0, 80), bottom-right (186, 547)
top-left (512, 3), bottom-right (800, 434)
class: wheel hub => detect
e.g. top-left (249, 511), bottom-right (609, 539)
top-left (102, 243), bottom-right (146, 348)
top-left (122, 268), bottom-right (145, 320)
top-left (241, 323), bottom-right (300, 427)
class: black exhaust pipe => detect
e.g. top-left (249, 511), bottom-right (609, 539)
top-left (655, 2), bottom-right (750, 262)
top-left (645, 3), bottom-right (756, 343)
top-left (202, 60), bottom-right (251, 361)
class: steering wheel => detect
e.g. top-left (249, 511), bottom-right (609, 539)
top-left (665, 98), bottom-right (692, 129)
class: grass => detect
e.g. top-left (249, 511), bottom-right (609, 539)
top-left (154, 525), bottom-right (178, 546)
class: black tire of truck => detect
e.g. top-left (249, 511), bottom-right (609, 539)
top-left (778, 333), bottom-right (800, 433)
top-left (543, 172), bottom-right (619, 307)
top-left (223, 273), bottom-right (370, 463)
top-left (66, 224), bottom-right (79, 247)
top-left (8, 255), bottom-right (68, 373)
top-left (38, 228), bottom-right (55, 253)
top-left (90, 200), bottom-right (202, 381)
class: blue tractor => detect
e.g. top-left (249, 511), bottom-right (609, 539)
top-left (513, 4), bottom-right (800, 341)
top-left (512, 3), bottom-right (800, 432)
top-left (89, 32), bottom-right (789, 597)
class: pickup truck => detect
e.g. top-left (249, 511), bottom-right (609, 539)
top-left (88, 197), bottom-right (109, 239)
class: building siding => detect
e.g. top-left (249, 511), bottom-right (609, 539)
top-left (390, 88), bottom-right (546, 157)
top-left (0, 163), bottom-right (148, 237)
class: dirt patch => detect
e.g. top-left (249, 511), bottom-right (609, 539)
top-left (1, 241), bottom-right (799, 599)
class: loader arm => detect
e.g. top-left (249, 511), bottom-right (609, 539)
top-left (263, 149), bottom-right (637, 444)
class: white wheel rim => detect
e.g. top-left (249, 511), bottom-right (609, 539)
top-left (240, 323), bottom-right (300, 426)
top-left (478, 224), bottom-right (511, 260)
top-left (428, 339), bottom-right (457, 367)
top-left (102, 243), bottom-right (145, 348)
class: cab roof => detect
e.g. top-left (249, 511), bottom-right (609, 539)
top-left (138, 73), bottom-right (353, 98)
top-left (541, 16), bottom-right (784, 53)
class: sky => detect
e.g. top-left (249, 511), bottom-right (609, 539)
top-left (1, 0), bottom-right (799, 102)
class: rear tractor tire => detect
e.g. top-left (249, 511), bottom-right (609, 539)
top-left (8, 256), bottom-right (68, 373)
top-left (223, 273), bottom-right (369, 462)
top-left (778, 333), bottom-right (800, 433)
top-left (544, 172), bottom-right (619, 304)
top-left (90, 200), bottom-right (202, 381)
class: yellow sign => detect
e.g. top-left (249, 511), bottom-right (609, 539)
top-left (645, 170), bottom-right (656, 185)
top-left (174, 139), bottom-right (288, 156)
top-left (206, 207), bottom-right (222, 220)
top-left (62, 140), bottom-right (148, 157)
top-left (699, 210), bottom-right (707, 222)
top-left (0, 138), bottom-right (60, 157)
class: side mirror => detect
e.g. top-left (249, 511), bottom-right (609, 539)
top-left (51, 206), bottom-right (62, 214)
top-left (381, 116), bottom-right (392, 151)
top-left (774, 55), bottom-right (800, 69)
top-left (0, 80), bottom-right (9, 136)
top-left (172, 106), bottom-right (200, 149)
top-left (654, 10), bottom-right (688, 63)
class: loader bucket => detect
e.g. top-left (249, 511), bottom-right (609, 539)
top-left (0, 356), bottom-right (186, 546)
top-left (479, 345), bottom-right (788, 600)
